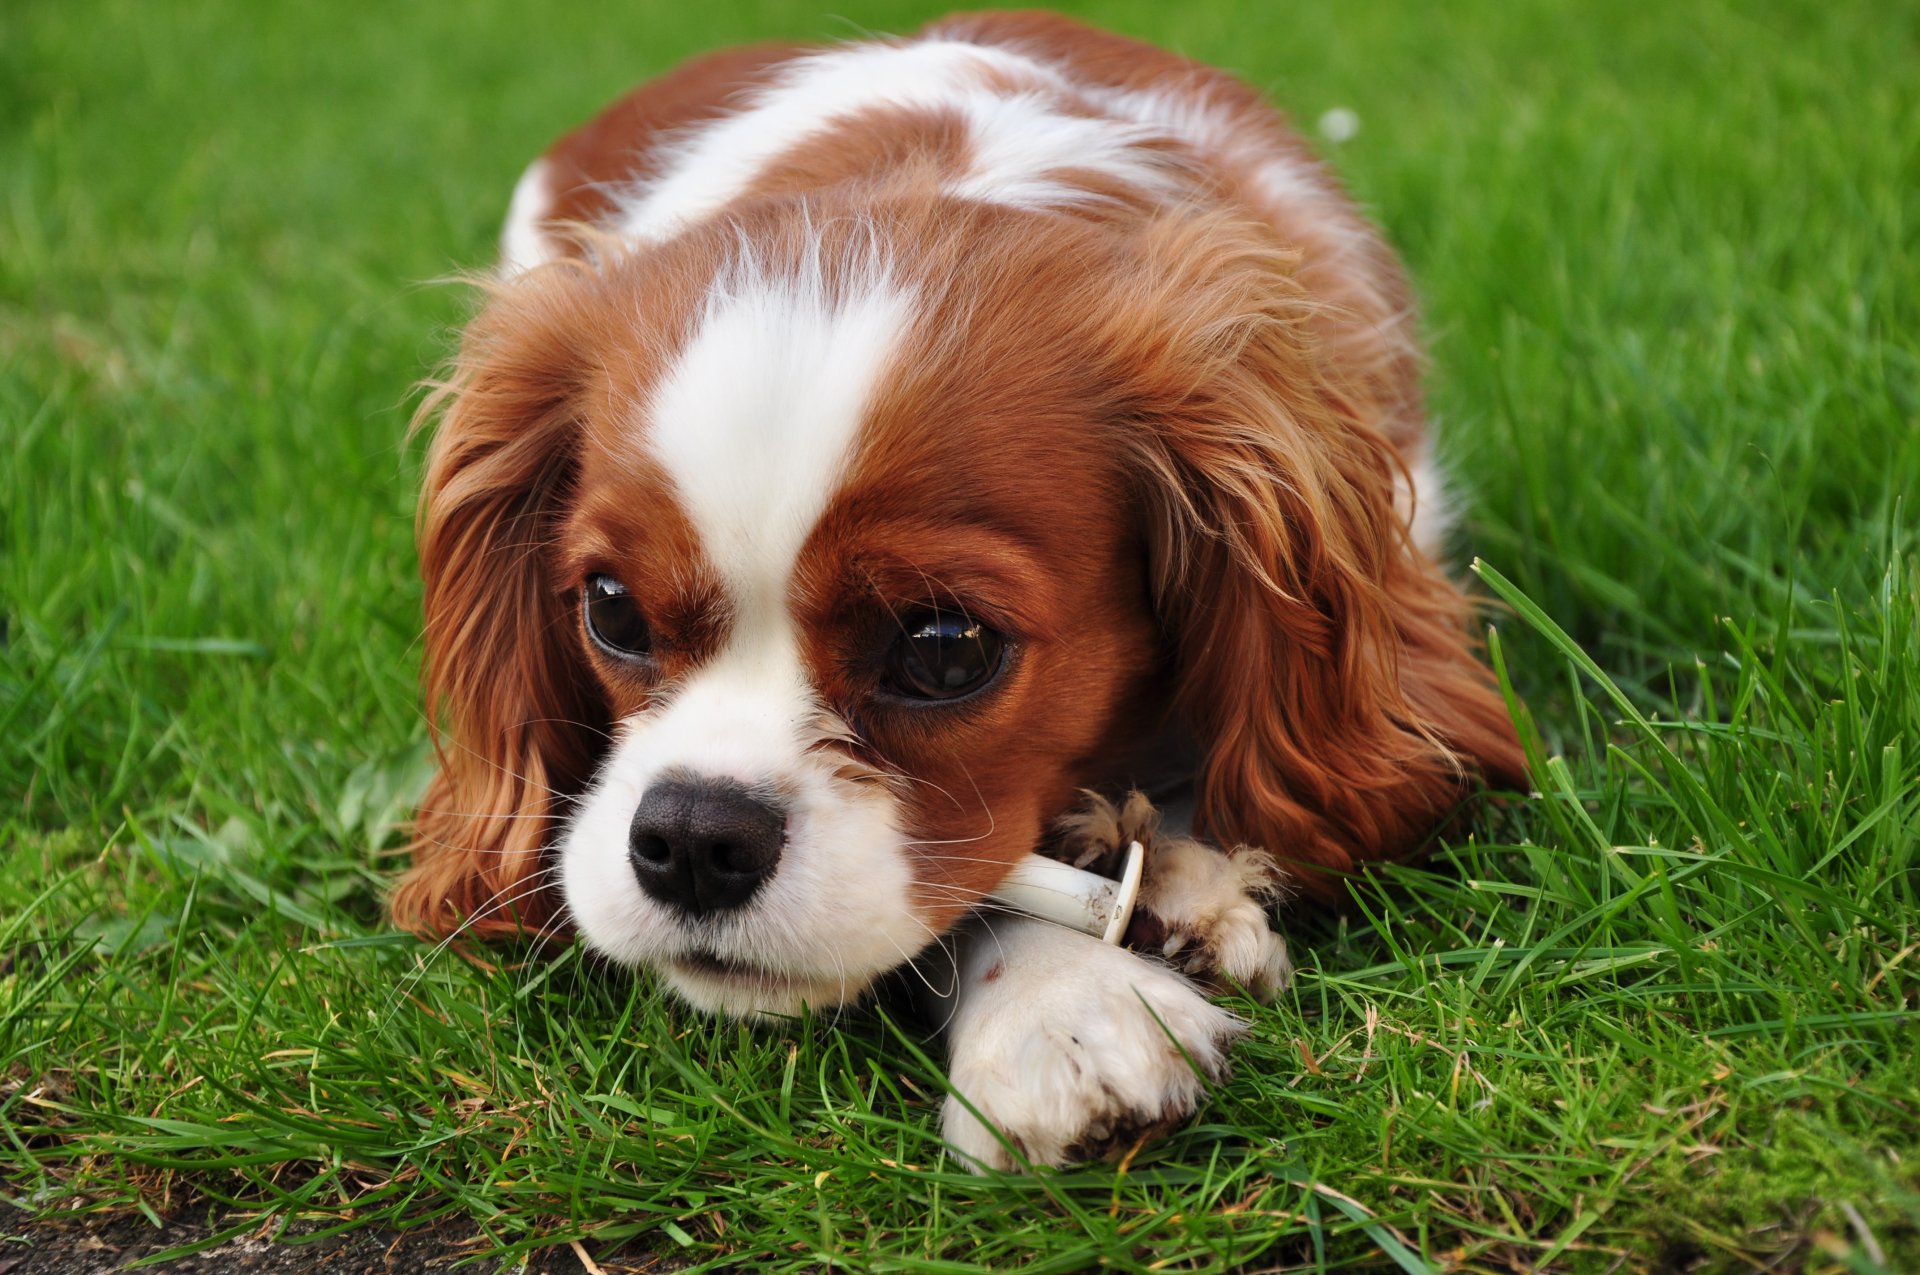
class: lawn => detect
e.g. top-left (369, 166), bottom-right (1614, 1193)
top-left (3, 0), bottom-right (1916, 1270)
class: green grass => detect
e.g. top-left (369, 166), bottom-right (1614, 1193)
top-left (3, 0), bottom-right (1917, 1269)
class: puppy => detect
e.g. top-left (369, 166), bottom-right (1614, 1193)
top-left (393, 10), bottom-right (1525, 1171)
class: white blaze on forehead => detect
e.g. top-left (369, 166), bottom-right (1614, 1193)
top-left (643, 262), bottom-right (913, 615)
top-left (559, 261), bottom-right (926, 1015)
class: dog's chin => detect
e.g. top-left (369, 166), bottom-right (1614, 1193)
top-left (656, 950), bottom-right (884, 1018)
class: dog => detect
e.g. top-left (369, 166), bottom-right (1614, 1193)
top-left (392, 10), bottom-right (1525, 1171)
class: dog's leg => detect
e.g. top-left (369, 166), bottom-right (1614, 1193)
top-left (1055, 791), bottom-right (1294, 998)
top-left (918, 915), bottom-right (1242, 1172)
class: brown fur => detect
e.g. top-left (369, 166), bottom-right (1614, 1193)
top-left (390, 249), bottom-right (704, 939)
top-left (1098, 212), bottom-right (1526, 897)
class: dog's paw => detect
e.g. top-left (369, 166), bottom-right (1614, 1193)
top-left (1054, 791), bottom-right (1293, 999)
top-left (1130, 836), bottom-right (1294, 999)
top-left (1052, 788), bottom-right (1159, 876)
top-left (940, 918), bottom-right (1241, 1172)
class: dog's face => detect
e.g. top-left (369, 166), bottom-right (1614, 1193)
top-left (548, 207), bottom-right (1168, 1013)
top-left (409, 203), bottom-right (1176, 1012)
top-left (394, 193), bottom-right (1525, 1015)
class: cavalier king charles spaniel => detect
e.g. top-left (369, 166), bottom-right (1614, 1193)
top-left (393, 10), bottom-right (1525, 1170)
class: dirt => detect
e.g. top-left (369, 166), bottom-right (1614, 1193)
top-left (0, 1215), bottom-right (686, 1275)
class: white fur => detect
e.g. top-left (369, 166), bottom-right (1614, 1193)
top-left (511, 30), bottom-right (1355, 285)
top-left (927, 917), bottom-right (1242, 1171)
top-left (1075, 80), bottom-right (1374, 280)
top-left (508, 29), bottom-right (1358, 290)
top-left (500, 157), bottom-right (556, 275)
top-left (1055, 791), bottom-right (1293, 998)
top-left (1136, 837), bottom-right (1293, 998)
top-left (618, 41), bottom-right (1025, 240)
top-left (1396, 435), bottom-right (1454, 557)
top-left (560, 259), bottom-right (928, 1017)
top-left (615, 39), bottom-right (1188, 242)
top-left (944, 88), bottom-right (1181, 212)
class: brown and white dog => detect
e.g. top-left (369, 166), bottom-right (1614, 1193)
top-left (393, 10), bottom-right (1524, 1170)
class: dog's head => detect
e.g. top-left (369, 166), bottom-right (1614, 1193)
top-left (392, 195), bottom-right (1522, 1015)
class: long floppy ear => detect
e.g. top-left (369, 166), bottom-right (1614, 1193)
top-left (1114, 215), bottom-right (1526, 902)
top-left (389, 269), bottom-right (611, 940)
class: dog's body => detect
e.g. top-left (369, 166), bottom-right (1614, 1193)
top-left (396, 11), bottom-right (1523, 1170)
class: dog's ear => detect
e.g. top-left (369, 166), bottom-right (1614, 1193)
top-left (390, 269), bottom-right (611, 941)
top-left (1112, 215), bottom-right (1526, 901)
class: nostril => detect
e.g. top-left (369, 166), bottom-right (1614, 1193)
top-left (633, 833), bottom-right (674, 865)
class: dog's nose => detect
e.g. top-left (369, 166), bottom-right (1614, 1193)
top-left (627, 779), bottom-right (786, 916)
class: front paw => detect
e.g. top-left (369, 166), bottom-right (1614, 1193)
top-left (1054, 791), bottom-right (1294, 999)
top-left (1052, 787), bottom-right (1160, 875)
top-left (939, 918), bottom-right (1242, 1172)
top-left (1129, 836), bottom-right (1294, 999)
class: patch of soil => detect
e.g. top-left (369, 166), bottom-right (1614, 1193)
top-left (0, 1215), bottom-right (683, 1275)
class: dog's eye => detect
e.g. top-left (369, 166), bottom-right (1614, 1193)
top-left (884, 609), bottom-right (1005, 701)
top-left (583, 575), bottom-right (652, 658)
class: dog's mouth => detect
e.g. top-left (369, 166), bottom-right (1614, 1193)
top-left (670, 949), bottom-right (786, 982)
top-left (660, 948), bottom-right (879, 1015)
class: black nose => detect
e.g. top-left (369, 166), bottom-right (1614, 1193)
top-left (628, 778), bottom-right (786, 916)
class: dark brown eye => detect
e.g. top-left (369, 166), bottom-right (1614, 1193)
top-left (583, 575), bottom-right (651, 659)
top-left (883, 609), bottom-right (1005, 701)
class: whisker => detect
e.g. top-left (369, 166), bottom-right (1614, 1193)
top-left (434, 730), bottom-right (569, 801)
top-left (407, 824), bottom-right (566, 858)
top-left (409, 807), bottom-right (566, 824)
top-left (517, 716), bottom-right (616, 742)
top-left (382, 867), bottom-right (564, 1025)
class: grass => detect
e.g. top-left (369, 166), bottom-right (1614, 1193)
top-left (2, 0), bottom-right (1916, 1269)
